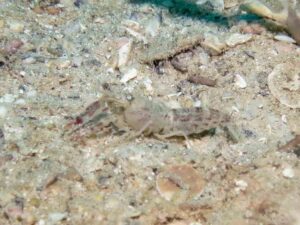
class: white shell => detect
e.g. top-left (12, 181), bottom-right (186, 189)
top-left (120, 68), bottom-right (138, 83)
top-left (274, 34), bottom-right (296, 44)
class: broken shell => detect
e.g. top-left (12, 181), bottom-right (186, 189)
top-left (117, 37), bottom-right (133, 68)
top-left (120, 68), bottom-right (138, 83)
top-left (156, 164), bottom-right (205, 203)
top-left (234, 74), bottom-right (247, 89)
top-left (226, 33), bottom-right (252, 47)
top-left (268, 61), bottom-right (300, 108)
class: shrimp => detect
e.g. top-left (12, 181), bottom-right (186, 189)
top-left (64, 94), bottom-right (230, 145)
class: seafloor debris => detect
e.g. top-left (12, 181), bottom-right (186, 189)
top-left (156, 164), bottom-right (205, 203)
top-left (234, 74), bottom-right (247, 89)
top-left (64, 94), bottom-right (229, 143)
top-left (117, 37), bottom-right (133, 68)
top-left (267, 59), bottom-right (300, 108)
top-left (241, 0), bottom-right (300, 44)
top-left (187, 74), bottom-right (216, 87)
top-left (278, 135), bottom-right (300, 153)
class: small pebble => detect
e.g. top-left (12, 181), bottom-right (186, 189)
top-left (282, 167), bottom-right (295, 178)
top-left (48, 212), bottom-right (68, 223)
top-left (234, 74), bottom-right (247, 88)
top-left (23, 57), bottom-right (36, 64)
top-left (193, 100), bottom-right (202, 108)
top-left (188, 74), bottom-right (216, 87)
top-left (281, 115), bottom-right (287, 124)
top-left (234, 179), bottom-right (248, 192)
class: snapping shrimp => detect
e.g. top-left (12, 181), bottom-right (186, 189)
top-left (64, 94), bottom-right (230, 146)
